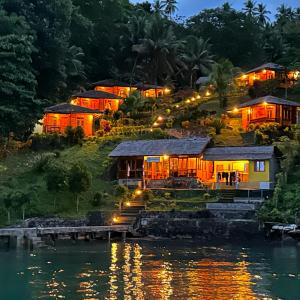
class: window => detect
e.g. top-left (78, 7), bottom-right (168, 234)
top-left (254, 161), bottom-right (265, 172)
top-left (77, 118), bottom-right (84, 127)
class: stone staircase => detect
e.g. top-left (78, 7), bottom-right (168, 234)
top-left (219, 189), bottom-right (236, 203)
top-left (115, 201), bottom-right (146, 225)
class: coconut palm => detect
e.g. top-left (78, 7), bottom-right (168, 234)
top-left (180, 36), bottom-right (214, 88)
top-left (162, 0), bottom-right (178, 19)
top-left (153, 0), bottom-right (164, 15)
top-left (132, 14), bottom-right (183, 84)
top-left (243, 0), bottom-right (256, 17)
top-left (256, 3), bottom-right (271, 25)
top-left (276, 4), bottom-right (295, 26)
top-left (210, 59), bottom-right (237, 109)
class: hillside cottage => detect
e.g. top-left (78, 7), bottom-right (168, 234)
top-left (43, 103), bottom-right (97, 136)
top-left (109, 138), bottom-right (279, 191)
top-left (233, 95), bottom-right (300, 129)
top-left (71, 90), bottom-right (123, 112)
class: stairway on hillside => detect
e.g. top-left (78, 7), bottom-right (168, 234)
top-left (115, 200), bottom-right (145, 225)
top-left (219, 189), bottom-right (236, 203)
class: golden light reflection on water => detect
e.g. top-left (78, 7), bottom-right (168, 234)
top-left (27, 243), bottom-right (264, 300)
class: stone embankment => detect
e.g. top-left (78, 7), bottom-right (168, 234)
top-left (134, 210), bottom-right (263, 240)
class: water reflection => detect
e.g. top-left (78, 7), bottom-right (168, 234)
top-left (22, 242), bottom-right (274, 299)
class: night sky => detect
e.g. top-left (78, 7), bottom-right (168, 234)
top-left (131, 0), bottom-right (299, 17)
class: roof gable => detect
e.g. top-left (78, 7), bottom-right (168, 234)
top-left (92, 79), bottom-right (131, 88)
top-left (44, 103), bottom-right (98, 114)
top-left (245, 63), bottom-right (285, 74)
top-left (237, 95), bottom-right (300, 109)
top-left (72, 90), bottom-right (122, 100)
top-left (203, 146), bottom-right (275, 161)
top-left (109, 138), bottom-right (211, 157)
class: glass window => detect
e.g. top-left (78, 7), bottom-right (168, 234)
top-left (254, 161), bottom-right (265, 172)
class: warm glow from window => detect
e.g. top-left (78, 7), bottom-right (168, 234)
top-left (112, 217), bottom-right (119, 223)
top-left (263, 101), bottom-right (268, 106)
top-left (234, 107), bottom-right (238, 113)
top-left (242, 74), bottom-right (247, 79)
top-left (263, 69), bottom-right (267, 74)
top-left (135, 190), bottom-right (142, 196)
top-left (163, 154), bottom-right (169, 160)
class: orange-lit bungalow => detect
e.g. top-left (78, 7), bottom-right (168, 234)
top-left (109, 138), bottom-right (278, 191)
top-left (234, 95), bottom-right (300, 129)
top-left (71, 90), bottom-right (122, 112)
top-left (238, 63), bottom-right (285, 86)
top-left (43, 103), bottom-right (98, 136)
top-left (134, 83), bottom-right (171, 98)
top-left (92, 79), bottom-right (137, 98)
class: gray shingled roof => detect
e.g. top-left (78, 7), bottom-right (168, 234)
top-left (245, 63), bottom-right (285, 74)
top-left (204, 146), bottom-right (275, 161)
top-left (44, 103), bottom-right (98, 114)
top-left (134, 83), bottom-right (164, 90)
top-left (237, 95), bottom-right (300, 109)
top-left (72, 90), bottom-right (122, 99)
top-left (109, 138), bottom-right (211, 157)
top-left (92, 79), bottom-right (131, 87)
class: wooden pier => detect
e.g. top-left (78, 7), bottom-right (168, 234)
top-left (0, 225), bottom-right (131, 249)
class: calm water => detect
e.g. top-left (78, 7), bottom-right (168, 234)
top-left (0, 240), bottom-right (300, 300)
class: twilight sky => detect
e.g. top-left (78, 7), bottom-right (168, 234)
top-left (131, 0), bottom-right (299, 17)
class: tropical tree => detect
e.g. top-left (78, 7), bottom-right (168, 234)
top-left (68, 163), bottom-right (92, 213)
top-left (162, 0), bottom-right (178, 19)
top-left (153, 0), bottom-right (164, 15)
top-left (276, 5), bottom-right (295, 27)
top-left (45, 164), bottom-right (68, 209)
top-left (0, 10), bottom-right (40, 139)
top-left (210, 59), bottom-right (236, 109)
top-left (12, 191), bottom-right (31, 220)
top-left (180, 36), bottom-right (214, 88)
top-left (243, 0), bottom-right (257, 17)
top-left (256, 3), bottom-right (271, 25)
top-left (132, 14), bottom-right (183, 84)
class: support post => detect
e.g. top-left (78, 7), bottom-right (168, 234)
top-left (16, 236), bottom-right (24, 248)
top-left (108, 231), bottom-right (111, 241)
top-left (122, 231), bottom-right (126, 242)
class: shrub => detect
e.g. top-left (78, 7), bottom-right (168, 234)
top-left (90, 192), bottom-right (105, 207)
top-left (114, 185), bottom-right (130, 198)
top-left (209, 118), bottom-right (225, 135)
top-left (74, 126), bottom-right (85, 143)
top-left (31, 153), bottom-right (55, 173)
top-left (65, 126), bottom-right (75, 144)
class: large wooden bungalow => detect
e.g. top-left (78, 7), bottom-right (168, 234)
top-left (233, 95), bottom-right (300, 129)
top-left (92, 79), bottom-right (137, 98)
top-left (43, 103), bottom-right (98, 136)
top-left (134, 83), bottom-right (171, 98)
top-left (237, 63), bottom-right (299, 87)
top-left (71, 90), bottom-right (123, 112)
top-left (109, 138), bottom-right (278, 191)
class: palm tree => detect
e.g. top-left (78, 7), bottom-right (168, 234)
top-left (210, 59), bottom-right (236, 109)
top-left (132, 14), bottom-right (183, 84)
top-left (153, 0), bottom-right (164, 15)
top-left (162, 0), bottom-right (178, 19)
top-left (222, 2), bottom-right (232, 12)
top-left (256, 3), bottom-right (271, 25)
top-left (243, 0), bottom-right (256, 17)
top-left (180, 36), bottom-right (214, 88)
top-left (276, 4), bottom-right (295, 26)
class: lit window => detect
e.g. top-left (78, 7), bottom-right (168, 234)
top-left (254, 161), bottom-right (265, 172)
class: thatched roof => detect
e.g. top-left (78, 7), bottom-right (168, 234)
top-left (245, 63), bottom-right (285, 74)
top-left (237, 95), bottom-right (300, 109)
top-left (204, 146), bottom-right (275, 161)
top-left (92, 79), bottom-right (131, 88)
top-left (109, 138), bottom-right (211, 157)
top-left (72, 90), bottom-right (122, 100)
top-left (44, 103), bottom-right (98, 114)
top-left (134, 83), bottom-right (164, 90)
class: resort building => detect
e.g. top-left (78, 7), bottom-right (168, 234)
top-left (43, 103), bottom-right (98, 136)
top-left (71, 90), bottom-right (123, 112)
top-left (92, 79), bottom-right (137, 98)
top-left (109, 138), bottom-right (278, 191)
top-left (134, 83), bottom-right (171, 98)
top-left (233, 95), bottom-right (300, 129)
top-left (237, 63), bottom-right (299, 87)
